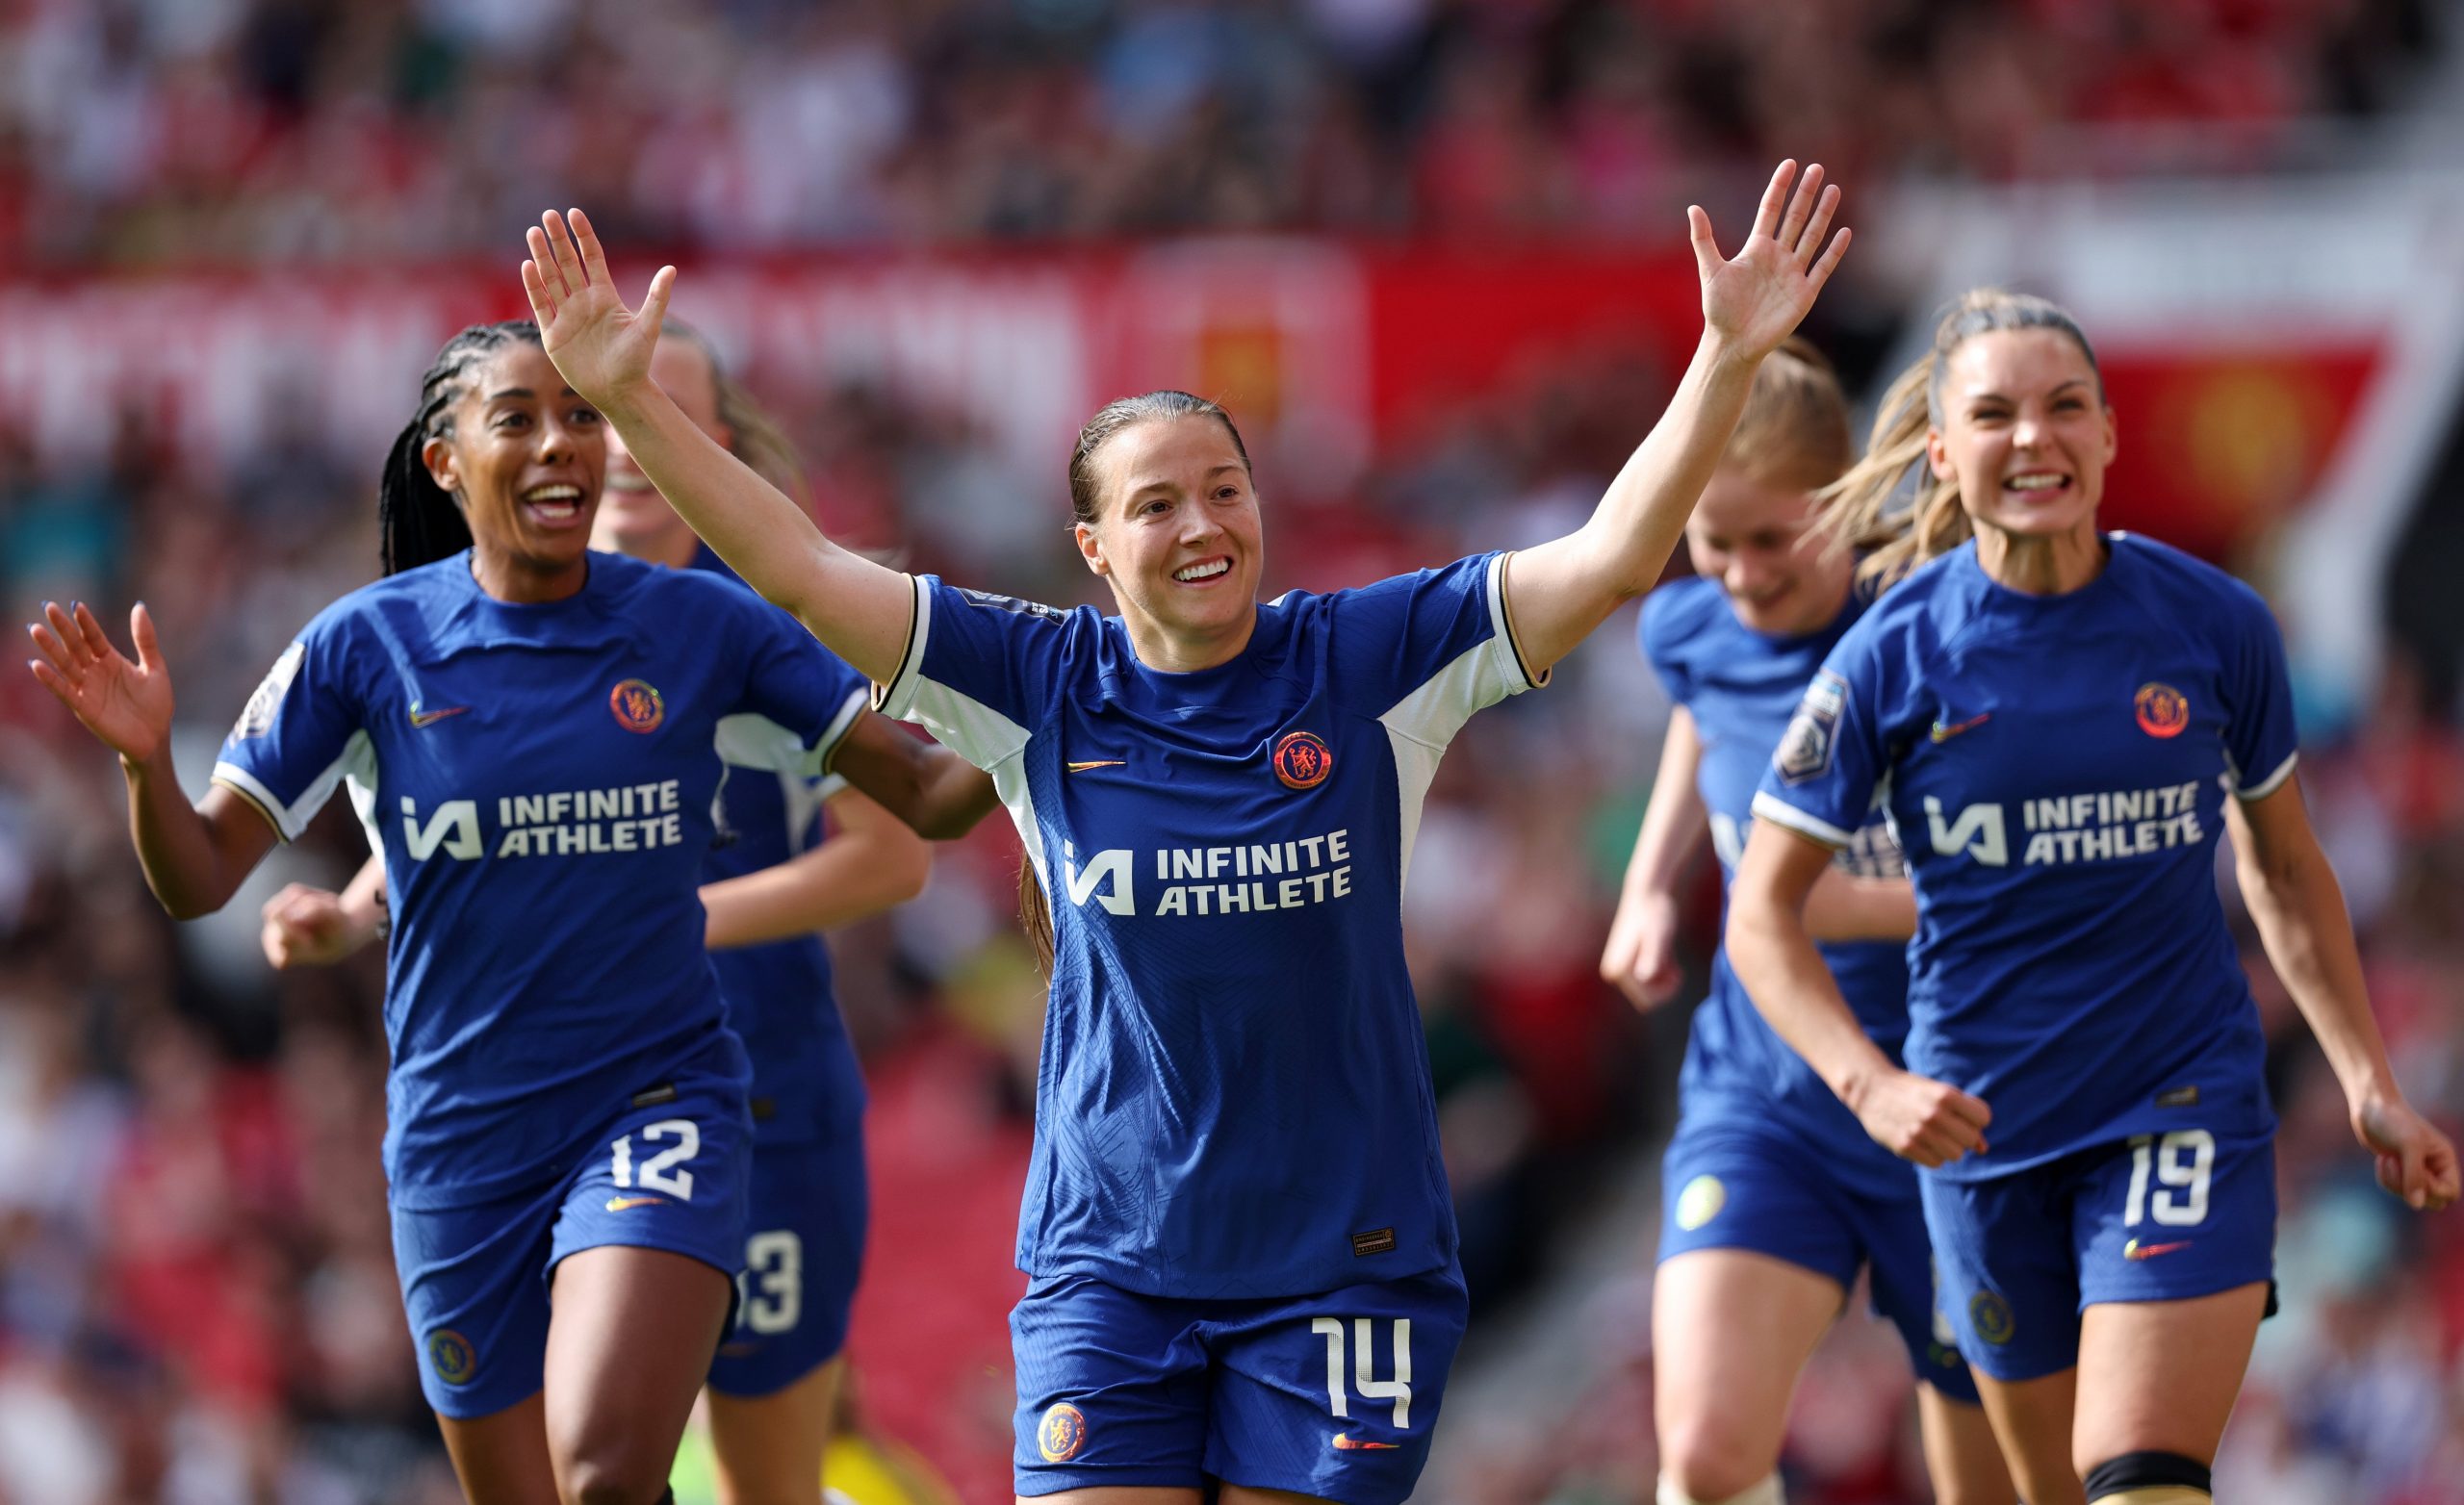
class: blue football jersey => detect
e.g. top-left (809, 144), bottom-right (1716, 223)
top-left (1751, 535), bottom-right (2298, 1180)
top-left (690, 545), bottom-right (868, 1146)
top-left (1640, 575), bottom-right (1913, 1200)
top-left (211, 550), bottom-right (872, 1207)
top-left (877, 553), bottom-right (1545, 1299)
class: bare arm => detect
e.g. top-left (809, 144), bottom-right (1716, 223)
top-left (1507, 163), bottom-right (1850, 676)
top-left (2228, 779), bottom-right (2458, 1210)
top-left (828, 713), bottom-right (1004, 841)
top-left (29, 601), bottom-right (276, 919)
top-left (702, 785), bottom-right (933, 949)
top-left (1802, 867), bottom-right (1916, 944)
top-left (1727, 818), bottom-right (1989, 1166)
top-left (521, 210), bottom-right (912, 682)
top-left (1600, 707), bottom-right (1708, 1008)
top-left (261, 854), bottom-right (387, 969)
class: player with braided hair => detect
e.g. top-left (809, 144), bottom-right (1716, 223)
top-left (29, 320), bottom-right (893, 1505)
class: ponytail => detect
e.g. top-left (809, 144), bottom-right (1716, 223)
top-left (1017, 855), bottom-right (1053, 979)
top-left (378, 319), bottom-right (542, 576)
top-left (1813, 289), bottom-right (2101, 591)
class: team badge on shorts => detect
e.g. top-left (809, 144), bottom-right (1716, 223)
top-left (1273, 730), bottom-right (1334, 790)
top-left (1038, 1402), bottom-right (1088, 1463)
top-left (426, 1328), bottom-right (477, 1386)
top-left (1967, 1290), bottom-right (2015, 1346)
top-left (1674, 1174), bottom-right (1727, 1232)
top-left (2134, 682), bottom-right (2188, 739)
top-left (608, 678), bottom-right (665, 733)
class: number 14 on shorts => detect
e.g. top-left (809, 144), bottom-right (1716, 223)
top-left (1313, 1316), bottom-right (1412, 1428)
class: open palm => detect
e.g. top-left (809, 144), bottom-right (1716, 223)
top-left (1691, 161), bottom-right (1850, 362)
top-left (27, 600), bottom-right (174, 763)
top-left (521, 209), bottom-right (677, 411)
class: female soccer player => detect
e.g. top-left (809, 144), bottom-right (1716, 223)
top-left (255, 321), bottom-right (983, 1505)
top-left (28, 319), bottom-right (886, 1505)
top-left (1727, 290), bottom-right (2460, 1505)
top-left (1600, 339), bottom-right (2010, 1505)
top-left (516, 158), bottom-right (1849, 1505)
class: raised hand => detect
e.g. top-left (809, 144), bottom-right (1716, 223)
top-left (1847, 1066), bottom-right (1991, 1168)
top-left (2357, 1093), bottom-right (2462, 1212)
top-left (1689, 161), bottom-right (1850, 363)
top-left (521, 208), bottom-right (676, 411)
top-left (27, 600), bottom-right (174, 764)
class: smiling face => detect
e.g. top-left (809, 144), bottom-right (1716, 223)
top-left (1685, 468), bottom-right (1852, 636)
top-left (423, 343), bottom-right (605, 584)
top-left (1927, 327), bottom-right (2116, 547)
top-left (598, 336), bottom-right (729, 563)
top-left (1073, 416), bottom-right (1264, 669)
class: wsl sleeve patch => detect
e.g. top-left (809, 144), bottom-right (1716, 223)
top-left (1775, 670), bottom-right (1846, 784)
top-left (955, 586), bottom-right (1066, 624)
top-left (232, 642), bottom-right (306, 740)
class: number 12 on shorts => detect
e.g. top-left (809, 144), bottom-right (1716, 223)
top-left (1312, 1317), bottom-right (1412, 1428)
top-left (610, 1119), bottom-right (700, 1200)
top-left (2124, 1128), bottom-right (2214, 1227)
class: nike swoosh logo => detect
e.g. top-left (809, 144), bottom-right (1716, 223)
top-left (409, 704), bottom-right (471, 728)
top-left (1065, 760), bottom-right (1126, 773)
top-left (1331, 1434), bottom-right (1399, 1451)
top-left (1930, 712), bottom-right (1989, 744)
top-left (603, 1195), bottom-right (666, 1212)
top-left (2123, 1238), bottom-right (2192, 1261)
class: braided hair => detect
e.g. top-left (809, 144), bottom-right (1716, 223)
top-left (378, 320), bottom-right (544, 576)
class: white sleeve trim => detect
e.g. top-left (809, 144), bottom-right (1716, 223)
top-left (715, 688), bottom-right (867, 779)
top-left (2234, 749), bottom-right (2299, 802)
top-left (1751, 790), bottom-right (1854, 849)
top-left (211, 729), bottom-right (368, 844)
top-left (874, 574), bottom-right (932, 723)
top-left (1489, 552), bottom-right (1549, 692)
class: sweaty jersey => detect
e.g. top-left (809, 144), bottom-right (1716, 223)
top-left (1640, 575), bottom-right (1914, 1200)
top-left (878, 553), bottom-right (1544, 1299)
top-left (691, 544), bottom-right (868, 1146)
top-left (1752, 535), bottom-right (2297, 1181)
top-left (212, 549), bottom-right (871, 1207)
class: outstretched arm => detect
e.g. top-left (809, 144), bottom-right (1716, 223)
top-left (29, 601), bottom-right (275, 919)
top-left (2228, 780), bottom-right (2458, 1210)
top-left (1507, 163), bottom-right (1850, 676)
top-left (521, 210), bottom-right (912, 683)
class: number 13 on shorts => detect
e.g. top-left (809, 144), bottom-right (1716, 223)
top-left (1312, 1316), bottom-right (1413, 1428)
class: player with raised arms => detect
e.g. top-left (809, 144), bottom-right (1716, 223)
top-left (1727, 290), bottom-right (2459, 1505)
top-left (1601, 338), bottom-right (2011, 1505)
top-left (517, 158), bottom-right (1848, 1505)
top-left (27, 319), bottom-right (897, 1505)
top-left (254, 320), bottom-right (995, 1505)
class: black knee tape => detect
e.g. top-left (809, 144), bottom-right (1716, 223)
top-left (2084, 1450), bottom-right (2210, 1500)
top-left (655, 1491), bottom-right (675, 1505)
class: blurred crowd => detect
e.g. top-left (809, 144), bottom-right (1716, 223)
top-left (0, 0), bottom-right (2444, 266)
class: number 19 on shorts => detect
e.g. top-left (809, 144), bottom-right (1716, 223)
top-left (2124, 1129), bottom-right (2215, 1227)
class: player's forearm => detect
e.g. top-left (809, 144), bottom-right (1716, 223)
top-left (124, 752), bottom-right (245, 919)
top-left (1727, 887), bottom-right (1896, 1107)
top-left (1620, 738), bottom-right (1707, 909)
top-left (702, 832), bottom-right (931, 949)
top-left (2240, 844), bottom-right (2398, 1104)
top-left (1802, 870), bottom-right (1917, 943)
top-left (1508, 336), bottom-right (1764, 672)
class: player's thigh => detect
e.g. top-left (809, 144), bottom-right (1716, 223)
top-left (543, 1073), bottom-right (753, 1501)
top-left (1971, 1368), bottom-right (2083, 1505)
top-left (1652, 1249), bottom-right (1842, 1492)
top-left (2071, 1284), bottom-right (2269, 1476)
top-left (434, 1392), bottom-right (562, 1505)
top-left (706, 1356), bottom-right (843, 1505)
top-left (1914, 1382), bottom-right (2016, 1505)
top-left (1204, 1267), bottom-right (1467, 1505)
top-left (1012, 1275), bottom-right (1210, 1494)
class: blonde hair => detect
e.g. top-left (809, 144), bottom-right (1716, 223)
top-left (1814, 290), bottom-right (2102, 590)
top-left (659, 319), bottom-right (812, 511)
top-left (1722, 336), bottom-right (1853, 494)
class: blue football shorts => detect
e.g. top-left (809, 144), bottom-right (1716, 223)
top-left (1011, 1264), bottom-right (1469, 1505)
top-left (1657, 1117), bottom-right (1979, 1403)
top-left (391, 1046), bottom-right (755, 1417)
top-left (706, 1114), bottom-right (869, 1397)
top-left (1921, 1127), bottom-right (2277, 1383)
